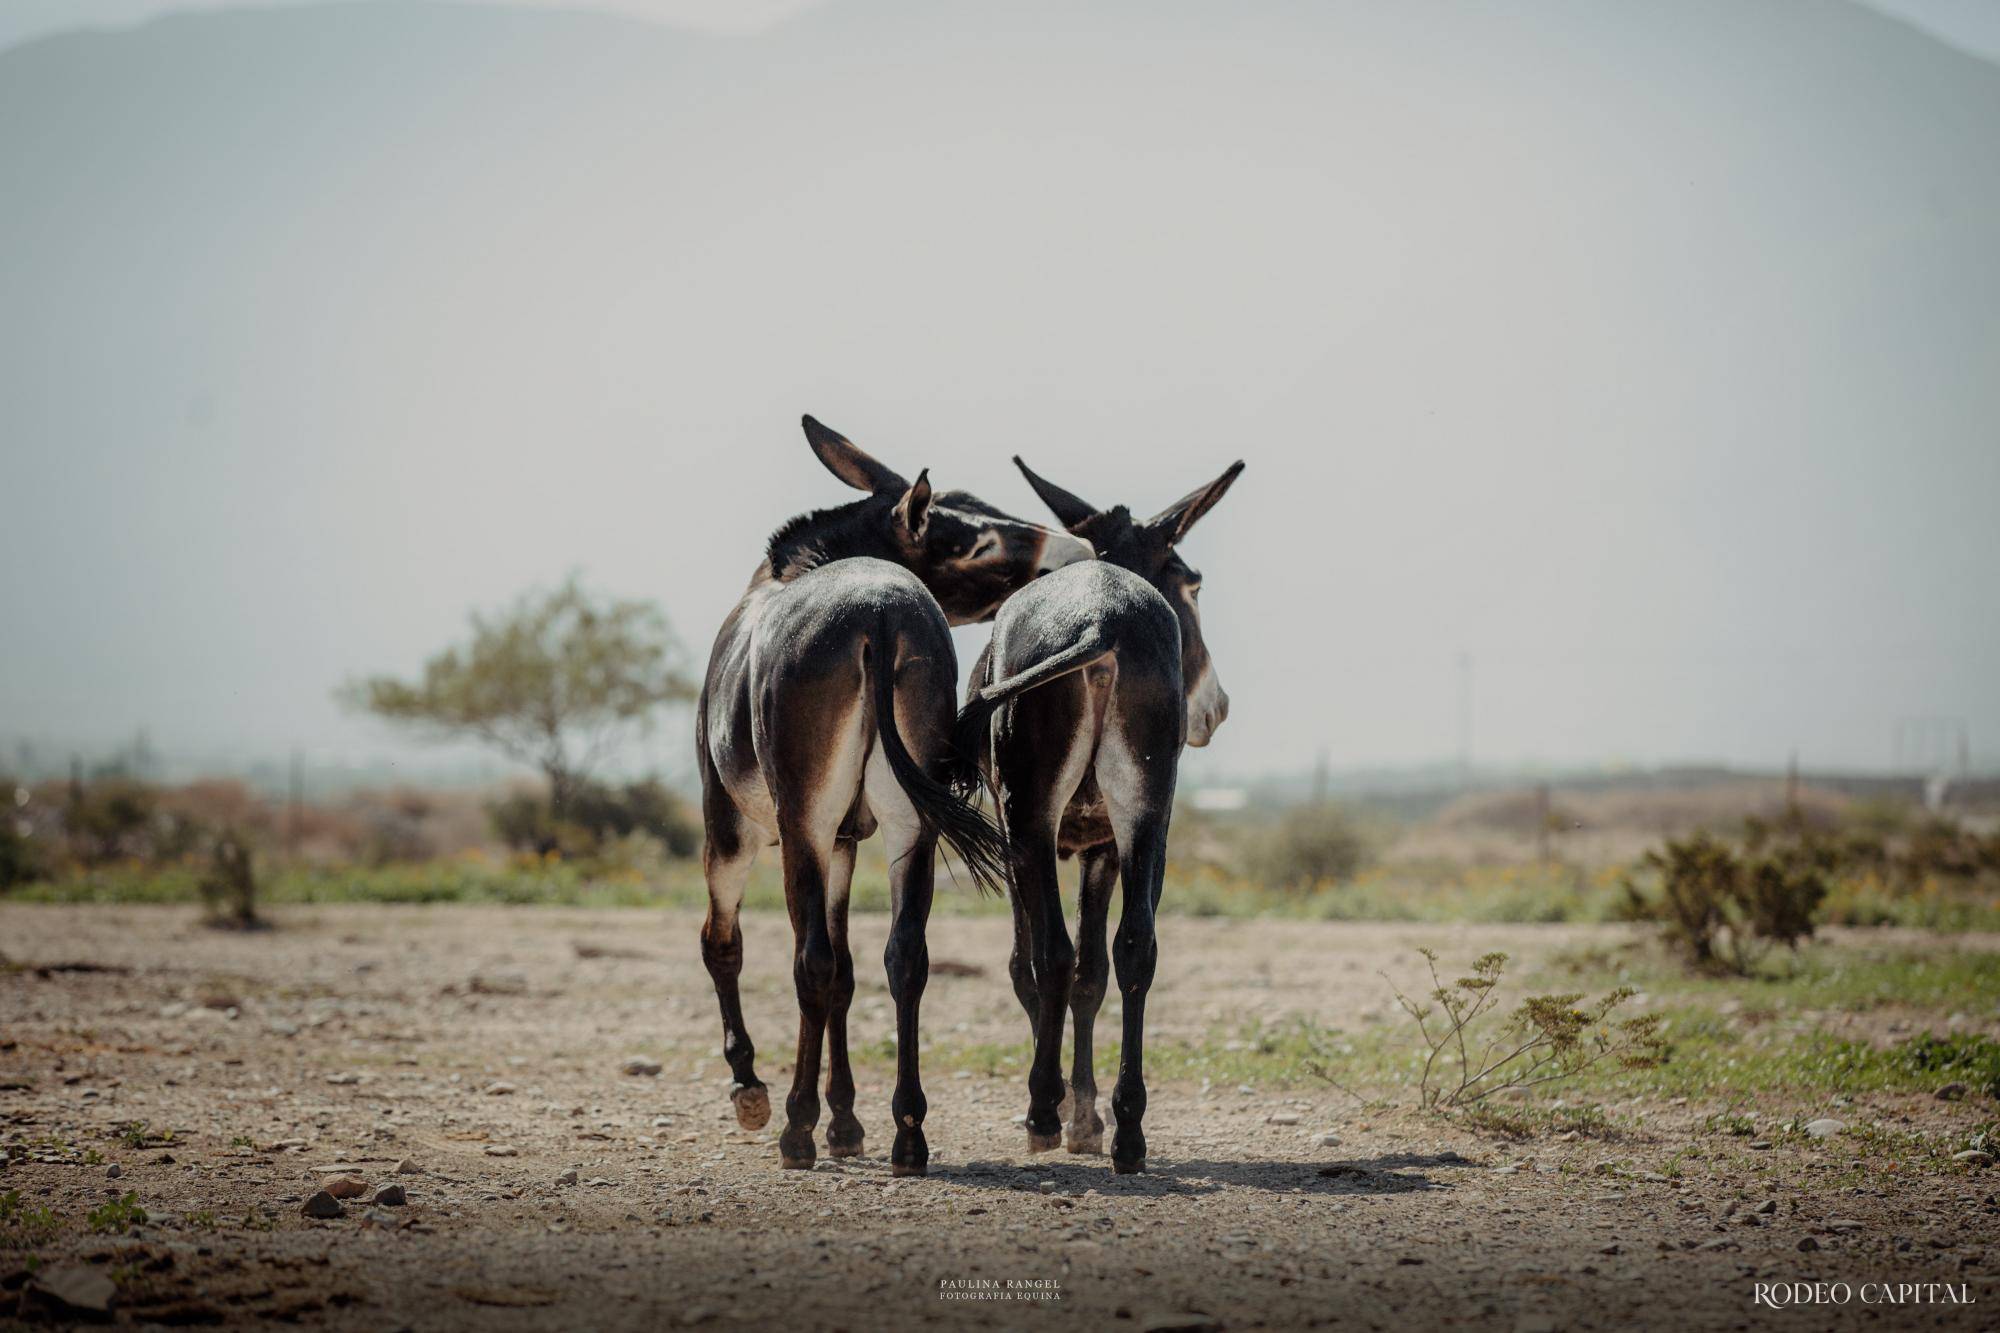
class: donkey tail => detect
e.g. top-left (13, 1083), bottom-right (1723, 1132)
top-left (948, 631), bottom-right (1115, 792)
top-left (870, 632), bottom-right (1012, 897)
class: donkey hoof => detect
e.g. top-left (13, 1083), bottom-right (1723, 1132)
top-left (826, 1116), bottom-right (865, 1158)
top-left (1112, 1155), bottom-right (1147, 1175)
top-left (1065, 1130), bottom-right (1104, 1155)
top-left (731, 1083), bottom-right (771, 1131)
top-left (891, 1128), bottom-right (928, 1176)
top-left (1026, 1131), bottom-right (1063, 1154)
top-left (778, 1127), bottom-right (816, 1169)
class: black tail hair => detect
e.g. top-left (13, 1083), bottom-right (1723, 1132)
top-left (872, 635), bottom-right (1012, 897)
top-left (948, 631), bottom-right (1115, 797)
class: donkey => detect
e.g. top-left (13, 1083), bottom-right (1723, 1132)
top-left (697, 416), bottom-right (1094, 1175)
top-left (952, 456), bottom-right (1241, 1173)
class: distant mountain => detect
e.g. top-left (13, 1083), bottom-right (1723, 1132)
top-left (3, 0), bottom-right (1997, 771)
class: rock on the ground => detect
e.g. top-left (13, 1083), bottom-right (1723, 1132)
top-left (393, 1158), bottom-right (422, 1175)
top-left (1936, 1081), bottom-right (1968, 1101)
top-left (484, 1144), bottom-right (519, 1157)
top-left (302, 1190), bottom-right (344, 1219)
top-left (29, 1264), bottom-right (116, 1314)
top-left (1267, 1112), bottom-right (1300, 1125)
top-left (556, 1169), bottom-right (579, 1186)
top-left (322, 1175), bottom-right (369, 1199)
top-left (372, 1183), bottom-right (407, 1205)
top-left (485, 1081), bottom-right (517, 1096)
top-left (1802, 1118), bottom-right (1845, 1138)
top-left (1798, 1236), bottom-right (1821, 1251)
top-left (1140, 1314), bottom-right (1221, 1333)
top-left (1952, 1150), bottom-right (1992, 1167)
top-left (621, 1056), bottom-right (663, 1077)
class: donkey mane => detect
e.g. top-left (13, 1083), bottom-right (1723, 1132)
top-left (764, 500), bottom-right (893, 581)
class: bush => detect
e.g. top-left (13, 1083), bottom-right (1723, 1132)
top-left (1250, 803), bottom-right (1372, 890)
top-left (1317, 950), bottom-right (1666, 1109)
top-left (487, 778), bottom-right (698, 859)
top-left (1620, 832), bottom-right (1826, 974)
top-left (1892, 1033), bottom-right (2000, 1100)
top-left (198, 832), bottom-right (263, 929)
top-left (1, 798), bottom-right (45, 890)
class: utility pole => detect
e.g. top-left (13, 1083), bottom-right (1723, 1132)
top-left (287, 748), bottom-right (304, 863)
top-left (1455, 651), bottom-right (1473, 792)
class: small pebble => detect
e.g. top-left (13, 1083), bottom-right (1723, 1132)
top-left (322, 1175), bottom-right (369, 1200)
top-left (301, 1190), bottom-right (343, 1219)
top-left (372, 1184), bottom-right (406, 1206)
top-left (621, 1057), bottom-right (663, 1077)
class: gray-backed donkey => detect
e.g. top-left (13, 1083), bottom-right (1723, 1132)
top-left (696, 417), bottom-right (1093, 1174)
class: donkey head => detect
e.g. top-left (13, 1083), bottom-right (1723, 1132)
top-left (784, 416), bottom-right (1095, 624)
top-left (1014, 456), bottom-right (1244, 747)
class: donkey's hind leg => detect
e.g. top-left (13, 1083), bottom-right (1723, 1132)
top-left (1097, 709), bottom-right (1178, 1175)
top-left (866, 740), bottom-right (939, 1176)
top-left (700, 800), bottom-right (769, 1131)
top-left (1064, 843), bottom-right (1118, 1154)
top-left (822, 837), bottom-right (865, 1158)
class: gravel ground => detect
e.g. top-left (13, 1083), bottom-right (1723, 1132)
top-left (2, 905), bottom-right (1995, 1330)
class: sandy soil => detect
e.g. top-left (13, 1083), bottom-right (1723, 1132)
top-left (2, 905), bottom-right (1995, 1330)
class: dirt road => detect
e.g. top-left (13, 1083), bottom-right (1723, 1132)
top-left (2, 905), bottom-right (1993, 1329)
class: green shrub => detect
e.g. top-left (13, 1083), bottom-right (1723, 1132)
top-left (1621, 833), bottom-right (1825, 975)
top-left (1, 809), bottom-right (45, 890)
top-left (487, 778), bottom-right (698, 859)
top-left (1250, 803), bottom-right (1372, 890)
top-left (1893, 1033), bottom-right (2000, 1100)
top-left (86, 1192), bottom-right (147, 1234)
top-left (0, 1189), bottom-right (61, 1249)
top-left (198, 832), bottom-right (263, 929)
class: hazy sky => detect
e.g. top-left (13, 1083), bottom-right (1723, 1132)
top-left (6, 0), bottom-right (2000, 59)
top-left (7, 1), bottom-right (2000, 59)
top-left (2, 0), bottom-right (1997, 785)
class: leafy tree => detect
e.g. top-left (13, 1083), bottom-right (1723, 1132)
top-left (340, 578), bottom-right (694, 818)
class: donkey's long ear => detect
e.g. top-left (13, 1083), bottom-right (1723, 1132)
top-left (802, 414), bottom-right (907, 494)
top-left (1013, 456), bottom-right (1099, 531)
top-left (1147, 461), bottom-right (1245, 545)
top-left (894, 469), bottom-right (934, 540)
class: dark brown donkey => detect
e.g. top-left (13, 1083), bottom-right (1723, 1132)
top-left (952, 457), bottom-right (1241, 1173)
top-left (697, 417), bottom-right (1093, 1175)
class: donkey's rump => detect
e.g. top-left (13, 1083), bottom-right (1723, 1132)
top-left (744, 559), bottom-right (955, 843)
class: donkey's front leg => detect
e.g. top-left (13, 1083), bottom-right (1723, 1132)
top-left (1064, 843), bottom-right (1118, 1154)
top-left (700, 817), bottom-right (769, 1131)
top-left (883, 829), bottom-right (938, 1176)
top-left (822, 838), bottom-right (864, 1158)
top-left (778, 837), bottom-right (837, 1169)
